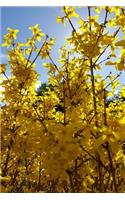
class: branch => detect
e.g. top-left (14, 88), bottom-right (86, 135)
top-left (80, 145), bottom-right (108, 171)
top-left (63, 6), bottom-right (76, 32)
top-left (29, 35), bottom-right (48, 68)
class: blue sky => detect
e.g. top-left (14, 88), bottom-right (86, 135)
top-left (1, 6), bottom-right (125, 87)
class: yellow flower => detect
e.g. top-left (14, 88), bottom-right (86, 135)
top-left (116, 60), bottom-right (125, 71)
top-left (29, 24), bottom-right (45, 41)
top-left (0, 64), bottom-right (6, 74)
top-left (26, 38), bottom-right (35, 46)
top-left (2, 28), bottom-right (19, 47)
top-left (57, 16), bottom-right (65, 26)
top-left (7, 28), bottom-right (19, 39)
top-left (64, 6), bottom-right (79, 19)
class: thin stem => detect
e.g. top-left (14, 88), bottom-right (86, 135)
top-left (63, 80), bottom-right (66, 126)
top-left (104, 170), bottom-right (111, 192)
top-left (47, 53), bottom-right (62, 76)
top-left (38, 153), bottom-right (42, 191)
top-left (103, 88), bottom-right (107, 125)
top-left (29, 35), bottom-right (48, 68)
top-left (63, 6), bottom-right (76, 32)
top-left (25, 44), bottom-right (34, 68)
top-left (65, 53), bottom-right (72, 99)
top-left (66, 169), bottom-right (75, 192)
top-left (90, 62), bottom-right (98, 126)
top-left (103, 85), bottom-right (118, 192)
top-left (106, 143), bottom-right (118, 192)
top-left (3, 72), bottom-right (11, 83)
top-left (88, 6), bottom-right (92, 32)
top-left (33, 104), bottom-right (47, 132)
top-left (80, 145), bottom-right (108, 171)
top-left (94, 27), bottom-right (120, 65)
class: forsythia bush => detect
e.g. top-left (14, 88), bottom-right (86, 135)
top-left (1, 6), bottom-right (125, 193)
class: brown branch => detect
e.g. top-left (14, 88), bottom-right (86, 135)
top-left (80, 145), bottom-right (108, 171)
top-left (63, 6), bottom-right (76, 32)
top-left (25, 44), bottom-right (34, 68)
top-left (38, 153), bottom-right (42, 191)
top-left (104, 170), bottom-right (111, 192)
top-left (65, 53), bottom-right (72, 99)
top-left (106, 143), bottom-right (118, 192)
top-left (103, 84), bottom-right (118, 192)
top-left (33, 104), bottom-right (47, 132)
top-left (94, 27), bottom-right (120, 65)
top-left (88, 6), bottom-right (92, 32)
top-left (47, 53), bottom-right (62, 76)
top-left (29, 35), bottom-right (48, 68)
top-left (63, 80), bottom-right (66, 126)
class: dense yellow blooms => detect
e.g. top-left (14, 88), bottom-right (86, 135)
top-left (1, 6), bottom-right (125, 193)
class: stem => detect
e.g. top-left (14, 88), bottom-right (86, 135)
top-left (94, 27), bottom-right (120, 65)
top-left (87, 8), bottom-right (104, 191)
top-left (65, 53), bottom-right (72, 99)
top-left (38, 153), bottom-right (42, 191)
top-left (63, 80), bottom-right (66, 126)
top-left (47, 53), bottom-right (61, 76)
top-left (106, 143), bottom-right (118, 192)
top-left (33, 104), bottom-right (47, 132)
top-left (2, 146), bottom-right (11, 176)
top-left (103, 88), bottom-right (107, 125)
top-left (104, 170), bottom-right (111, 192)
top-left (63, 7), bottom-right (76, 32)
top-left (103, 86), bottom-right (118, 192)
top-left (66, 169), bottom-right (75, 192)
top-left (90, 61), bottom-right (98, 126)
top-left (3, 72), bottom-right (11, 84)
top-left (97, 154), bottom-right (103, 192)
top-left (29, 35), bottom-right (48, 68)
top-left (80, 145), bottom-right (108, 171)
top-left (26, 44), bottom-right (34, 67)
top-left (74, 159), bottom-right (79, 192)
top-left (88, 6), bottom-right (92, 32)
